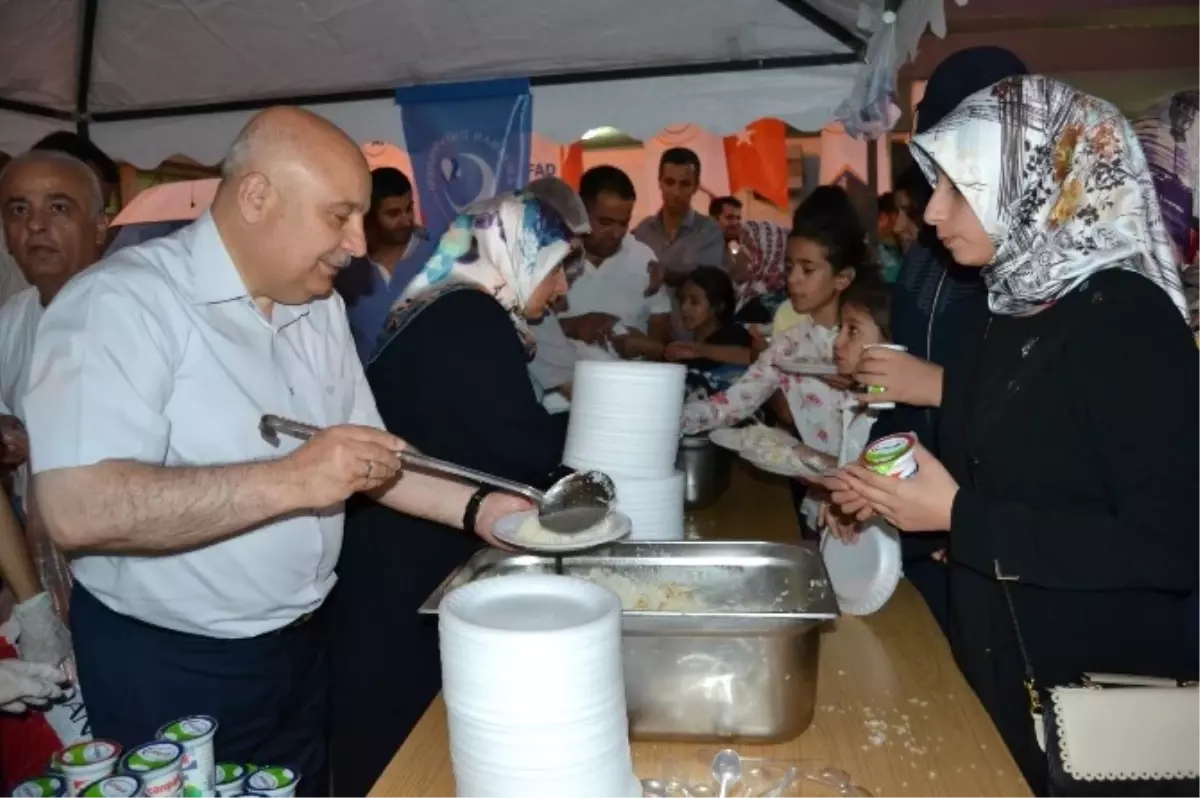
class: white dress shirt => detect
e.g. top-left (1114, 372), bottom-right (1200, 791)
top-left (561, 236), bottom-right (670, 334)
top-left (0, 229), bottom-right (32, 309)
top-left (0, 286), bottom-right (44, 502)
top-left (23, 212), bottom-right (384, 638)
top-left (0, 286), bottom-right (41, 417)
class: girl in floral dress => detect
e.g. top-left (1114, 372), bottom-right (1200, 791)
top-left (681, 213), bottom-right (869, 461)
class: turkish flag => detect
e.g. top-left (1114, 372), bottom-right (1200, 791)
top-left (561, 142), bottom-right (584, 191)
top-left (724, 119), bottom-right (789, 209)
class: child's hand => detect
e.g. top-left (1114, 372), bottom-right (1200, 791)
top-left (664, 342), bottom-right (701, 362)
top-left (852, 348), bottom-right (943, 408)
top-left (818, 501), bottom-right (860, 543)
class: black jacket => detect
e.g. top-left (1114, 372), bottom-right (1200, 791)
top-left (940, 269), bottom-right (1199, 792)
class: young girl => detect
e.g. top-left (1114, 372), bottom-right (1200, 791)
top-left (680, 214), bottom-right (867, 459)
top-left (664, 266), bottom-right (753, 399)
top-left (794, 273), bottom-right (893, 534)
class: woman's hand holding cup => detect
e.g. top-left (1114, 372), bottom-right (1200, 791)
top-left (852, 346), bottom-right (944, 408)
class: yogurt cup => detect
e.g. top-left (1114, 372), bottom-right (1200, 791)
top-left (861, 432), bottom-right (919, 479)
top-left (214, 763), bottom-right (247, 797)
top-left (58, 740), bottom-right (122, 796)
top-left (862, 343), bottom-right (908, 409)
top-left (13, 775), bottom-right (69, 797)
top-left (79, 775), bottom-right (144, 797)
top-left (48, 751), bottom-right (66, 775)
top-left (157, 715), bottom-right (217, 797)
top-left (119, 741), bottom-right (184, 797)
top-left (243, 766), bottom-right (300, 798)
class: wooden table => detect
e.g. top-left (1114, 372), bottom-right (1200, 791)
top-left (370, 464), bottom-right (1031, 797)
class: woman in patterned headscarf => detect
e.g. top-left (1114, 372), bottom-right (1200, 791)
top-left (330, 186), bottom-right (584, 796)
top-left (829, 76), bottom-right (1198, 793)
top-left (1135, 89), bottom-right (1199, 335)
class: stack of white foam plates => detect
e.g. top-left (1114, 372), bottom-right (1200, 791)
top-left (564, 362), bottom-right (686, 479)
top-left (610, 471), bottom-right (685, 541)
top-left (439, 574), bottom-right (641, 798)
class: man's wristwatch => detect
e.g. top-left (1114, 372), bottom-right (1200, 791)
top-left (463, 486), bottom-right (498, 536)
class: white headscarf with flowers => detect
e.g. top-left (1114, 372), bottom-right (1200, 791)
top-left (910, 75), bottom-right (1188, 320)
top-left (390, 192), bottom-right (577, 355)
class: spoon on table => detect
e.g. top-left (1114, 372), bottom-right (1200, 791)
top-left (712, 748), bottom-right (742, 798)
top-left (258, 414), bottom-right (615, 535)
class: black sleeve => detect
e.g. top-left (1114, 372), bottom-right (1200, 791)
top-left (368, 290), bottom-right (565, 488)
top-left (950, 276), bottom-right (1200, 592)
top-left (708, 323), bottom-right (753, 347)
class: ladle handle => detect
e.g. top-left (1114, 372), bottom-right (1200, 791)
top-left (401, 451), bottom-right (544, 503)
top-left (259, 415), bottom-right (544, 503)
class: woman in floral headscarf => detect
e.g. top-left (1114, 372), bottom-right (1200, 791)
top-left (828, 76), bottom-right (1198, 793)
top-left (329, 187), bottom-right (583, 795)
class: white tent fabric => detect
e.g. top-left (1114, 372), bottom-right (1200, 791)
top-left (0, 0), bottom-right (871, 166)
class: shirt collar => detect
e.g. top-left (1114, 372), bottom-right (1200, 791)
top-left (655, 208), bottom-right (698, 232)
top-left (183, 212), bottom-right (309, 328)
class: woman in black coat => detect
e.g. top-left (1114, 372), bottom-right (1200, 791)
top-left (329, 187), bottom-right (584, 795)
top-left (830, 76), bottom-right (1199, 794)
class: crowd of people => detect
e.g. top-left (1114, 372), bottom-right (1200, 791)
top-left (0, 44), bottom-right (1194, 798)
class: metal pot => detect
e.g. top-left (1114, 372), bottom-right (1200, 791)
top-left (676, 434), bottom-right (733, 510)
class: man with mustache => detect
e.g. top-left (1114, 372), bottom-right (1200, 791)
top-left (21, 107), bottom-right (525, 794)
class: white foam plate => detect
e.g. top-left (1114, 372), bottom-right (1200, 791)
top-left (820, 519), bottom-right (902, 616)
top-left (708, 428), bottom-right (745, 452)
top-left (492, 510), bottom-right (631, 553)
top-left (741, 446), bottom-right (834, 479)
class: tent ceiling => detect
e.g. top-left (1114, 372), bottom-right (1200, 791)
top-left (0, 0), bottom-right (863, 117)
top-left (0, 0), bottom-right (883, 165)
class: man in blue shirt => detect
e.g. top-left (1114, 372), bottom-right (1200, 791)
top-left (336, 168), bottom-right (435, 360)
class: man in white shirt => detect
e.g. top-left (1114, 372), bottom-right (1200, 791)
top-left (559, 166), bottom-right (672, 360)
top-left (0, 149), bottom-right (103, 677)
top-left (0, 133), bottom-right (119, 308)
top-left (22, 107), bottom-right (525, 792)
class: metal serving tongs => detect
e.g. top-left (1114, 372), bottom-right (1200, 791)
top-left (258, 414), bottom-right (615, 535)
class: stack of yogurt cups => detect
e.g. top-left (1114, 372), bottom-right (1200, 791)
top-left (15, 714), bottom-right (302, 798)
top-left (564, 361), bottom-right (688, 540)
top-left (439, 573), bottom-right (642, 797)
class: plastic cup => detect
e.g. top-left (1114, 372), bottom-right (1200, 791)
top-left (13, 775), bottom-right (69, 797)
top-left (58, 740), bottom-right (122, 796)
top-left (213, 763), bottom-right (247, 797)
top-left (119, 741), bottom-right (184, 798)
top-left (157, 715), bottom-right (218, 797)
top-left (79, 775), bottom-right (144, 797)
top-left (243, 766), bottom-right (300, 797)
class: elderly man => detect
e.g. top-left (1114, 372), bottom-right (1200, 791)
top-left (0, 150), bottom-right (105, 671)
top-left (0, 133), bottom-right (119, 307)
top-left (23, 107), bottom-right (525, 792)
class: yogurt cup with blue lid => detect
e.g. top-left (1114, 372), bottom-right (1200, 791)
top-left (59, 740), bottom-right (122, 796)
top-left (12, 774), bottom-right (68, 797)
top-left (119, 741), bottom-right (184, 797)
top-left (244, 766), bottom-right (300, 798)
top-left (157, 715), bottom-right (218, 797)
top-left (79, 774), bottom-right (144, 797)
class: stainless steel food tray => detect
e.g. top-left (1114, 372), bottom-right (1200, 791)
top-left (420, 540), bottom-right (838, 742)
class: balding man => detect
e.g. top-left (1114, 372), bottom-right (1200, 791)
top-left (22, 107), bottom-right (526, 791)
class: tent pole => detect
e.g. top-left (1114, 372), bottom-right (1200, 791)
top-left (773, 1), bottom-right (865, 56)
top-left (75, 0), bottom-right (101, 139)
top-left (88, 51), bottom-right (861, 124)
top-left (0, 97), bottom-right (74, 122)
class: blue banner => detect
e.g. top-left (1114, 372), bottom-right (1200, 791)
top-left (396, 78), bottom-right (532, 238)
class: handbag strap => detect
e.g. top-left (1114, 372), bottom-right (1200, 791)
top-left (996, 563), bottom-right (1045, 718)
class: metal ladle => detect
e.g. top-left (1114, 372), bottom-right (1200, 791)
top-left (258, 414), bottom-right (615, 535)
